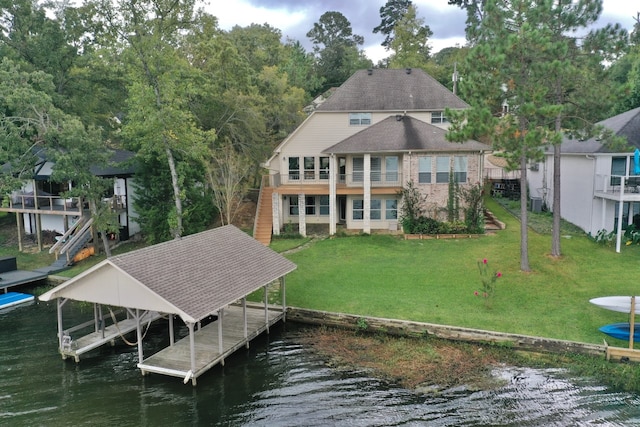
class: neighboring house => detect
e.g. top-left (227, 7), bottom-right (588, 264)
top-left (0, 148), bottom-right (140, 253)
top-left (256, 68), bottom-right (490, 243)
top-left (527, 106), bottom-right (640, 252)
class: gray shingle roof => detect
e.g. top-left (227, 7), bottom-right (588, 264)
top-left (316, 68), bottom-right (469, 112)
top-left (560, 107), bottom-right (640, 154)
top-left (323, 115), bottom-right (489, 154)
top-left (109, 225), bottom-right (296, 321)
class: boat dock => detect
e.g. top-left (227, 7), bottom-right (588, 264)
top-left (39, 226), bottom-right (297, 385)
top-left (60, 309), bottom-right (164, 362)
top-left (139, 304), bottom-right (284, 384)
top-left (0, 256), bottom-right (49, 293)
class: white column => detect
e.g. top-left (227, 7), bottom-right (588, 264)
top-left (298, 194), bottom-right (306, 237)
top-left (329, 155), bottom-right (337, 235)
top-left (188, 322), bottom-right (196, 383)
top-left (169, 314), bottom-right (174, 346)
top-left (136, 309), bottom-right (144, 365)
top-left (364, 154), bottom-right (371, 234)
top-left (616, 187), bottom-right (625, 253)
top-left (218, 308), bottom-right (224, 355)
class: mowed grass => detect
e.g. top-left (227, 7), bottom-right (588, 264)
top-left (283, 198), bottom-right (640, 345)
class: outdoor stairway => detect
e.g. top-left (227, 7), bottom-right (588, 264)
top-left (37, 217), bottom-right (94, 274)
top-left (484, 209), bottom-right (504, 231)
top-left (253, 182), bottom-right (273, 246)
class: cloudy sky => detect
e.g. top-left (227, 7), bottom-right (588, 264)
top-left (207, 0), bottom-right (637, 62)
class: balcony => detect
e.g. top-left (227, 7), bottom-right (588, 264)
top-left (1, 193), bottom-right (127, 215)
top-left (594, 174), bottom-right (640, 201)
top-left (274, 171), bottom-right (403, 187)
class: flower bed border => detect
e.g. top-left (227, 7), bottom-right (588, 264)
top-left (404, 233), bottom-right (481, 240)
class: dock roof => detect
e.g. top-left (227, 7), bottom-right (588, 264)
top-left (39, 225), bottom-right (297, 323)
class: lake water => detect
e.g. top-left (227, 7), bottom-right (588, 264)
top-left (2, 291), bottom-right (640, 426)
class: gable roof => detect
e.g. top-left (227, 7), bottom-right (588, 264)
top-left (323, 115), bottom-right (489, 155)
top-left (316, 68), bottom-right (469, 112)
top-left (39, 225), bottom-right (297, 323)
top-left (560, 107), bottom-right (640, 154)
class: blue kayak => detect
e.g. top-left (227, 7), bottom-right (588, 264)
top-left (0, 292), bottom-right (35, 310)
top-left (599, 323), bottom-right (640, 341)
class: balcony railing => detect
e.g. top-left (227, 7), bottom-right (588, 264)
top-left (595, 174), bottom-right (640, 195)
top-left (1, 193), bottom-right (126, 213)
top-left (275, 171), bottom-right (403, 187)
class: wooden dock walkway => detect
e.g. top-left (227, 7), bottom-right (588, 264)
top-left (138, 304), bottom-right (284, 385)
top-left (61, 310), bottom-right (163, 362)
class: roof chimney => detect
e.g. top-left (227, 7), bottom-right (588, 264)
top-left (405, 68), bottom-right (412, 74)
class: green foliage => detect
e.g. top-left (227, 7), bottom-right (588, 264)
top-left (273, 222), bottom-right (302, 239)
top-left (356, 317), bottom-right (369, 332)
top-left (373, 0), bottom-right (412, 49)
top-left (475, 258), bottom-right (502, 307)
top-left (624, 224), bottom-right (640, 245)
top-left (398, 180), bottom-right (426, 233)
top-left (447, 166), bottom-right (460, 222)
top-left (590, 229), bottom-right (617, 246)
top-left (461, 182), bottom-right (485, 233)
top-left (307, 11), bottom-right (372, 93)
top-left (132, 155), bottom-right (213, 244)
top-left (388, 4), bottom-right (433, 69)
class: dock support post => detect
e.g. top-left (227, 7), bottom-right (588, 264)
top-left (243, 298), bottom-right (248, 348)
top-left (56, 298), bottom-right (65, 351)
top-left (264, 285), bottom-right (269, 334)
top-left (188, 322), bottom-right (196, 383)
top-left (169, 314), bottom-right (175, 346)
top-left (136, 309), bottom-right (144, 365)
top-left (281, 277), bottom-right (286, 322)
top-left (218, 308), bottom-right (224, 355)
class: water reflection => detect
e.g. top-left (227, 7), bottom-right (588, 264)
top-left (2, 295), bottom-right (640, 426)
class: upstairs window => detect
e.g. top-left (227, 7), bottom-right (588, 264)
top-left (319, 157), bottom-right (330, 180)
top-left (304, 156), bottom-right (315, 180)
top-left (431, 111), bottom-right (448, 124)
top-left (418, 156), bottom-right (431, 183)
top-left (349, 112), bottom-right (371, 125)
top-left (353, 157), bottom-right (364, 182)
top-left (288, 157), bottom-right (300, 180)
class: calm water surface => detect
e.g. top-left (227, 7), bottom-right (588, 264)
top-left (2, 290), bottom-right (640, 426)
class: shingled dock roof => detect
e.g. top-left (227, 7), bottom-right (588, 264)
top-left (40, 225), bottom-right (297, 324)
top-left (323, 115), bottom-right (489, 155)
top-left (316, 68), bottom-right (469, 112)
top-left (558, 106), bottom-right (640, 154)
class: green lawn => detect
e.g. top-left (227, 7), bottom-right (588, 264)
top-left (283, 198), bottom-right (640, 346)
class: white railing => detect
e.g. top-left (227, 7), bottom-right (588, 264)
top-left (594, 174), bottom-right (640, 195)
top-left (278, 171), bottom-right (403, 187)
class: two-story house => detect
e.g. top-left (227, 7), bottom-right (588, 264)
top-left (255, 68), bottom-right (490, 244)
top-left (527, 106), bottom-right (640, 252)
top-left (1, 148), bottom-right (140, 254)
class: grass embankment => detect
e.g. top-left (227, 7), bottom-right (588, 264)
top-left (284, 197), bottom-right (637, 345)
top-left (276, 199), bottom-right (640, 391)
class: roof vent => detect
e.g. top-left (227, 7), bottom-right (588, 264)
top-left (367, 69), bottom-right (373, 75)
top-left (405, 68), bottom-right (412, 74)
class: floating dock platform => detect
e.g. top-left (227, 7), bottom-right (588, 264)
top-left (0, 292), bottom-right (35, 310)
